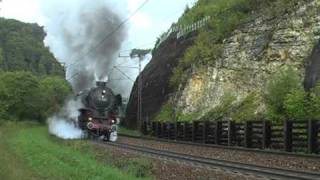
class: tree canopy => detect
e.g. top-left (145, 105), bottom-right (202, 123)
top-left (0, 71), bottom-right (72, 122)
top-left (0, 18), bottom-right (65, 77)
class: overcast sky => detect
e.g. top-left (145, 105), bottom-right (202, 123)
top-left (0, 0), bottom-right (197, 54)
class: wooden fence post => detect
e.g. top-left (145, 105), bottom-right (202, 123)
top-left (244, 121), bottom-right (252, 148)
top-left (174, 122), bottom-right (178, 140)
top-left (183, 122), bottom-right (188, 141)
top-left (284, 120), bottom-right (293, 152)
top-left (192, 121), bottom-right (197, 142)
top-left (168, 123), bottom-right (171, 139)
top-left (228, 121), bottom-right (235, 146)
top-left (162, 122), bottom-right (166, 138)
top-left (156, 122), bottom-right (160, 137)
top-left (215, 121), bottom-right (222, 144)
top-left (308, 120), bottom-right (317, 154)
top-left (203, 121), bottom-right (208, 144)
top-left (262, 120), bottom-right (271, 149)
top-left (151, 122), bottom-right (155, 136)
top-left (142, 121), bottom-right (147, 135)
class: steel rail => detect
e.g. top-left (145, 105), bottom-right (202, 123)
top-left (104, 141), bottom-right (320, 180)
top-left (118, 133), bottom-right (320, 159)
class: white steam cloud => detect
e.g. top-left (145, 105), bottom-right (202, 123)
top-left (48, 118), bottom-right (83, 139)
top-left (48, 98), bottom-right (84, 139)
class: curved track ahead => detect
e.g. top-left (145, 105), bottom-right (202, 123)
top-left (104, 141), bottom-right (320, 180)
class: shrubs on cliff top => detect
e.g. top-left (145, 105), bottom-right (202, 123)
top-left (170, 0), bottom-right (302, 89)
top-left (0, 71), bottom-right (72, 122)
top-left (170, 0), bottom-right (254, 89)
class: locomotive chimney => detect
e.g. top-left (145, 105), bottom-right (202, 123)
top-left (96, 81), bottom-right (107, 87)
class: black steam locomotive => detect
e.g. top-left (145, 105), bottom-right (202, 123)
top-left (77, 81), bottom-right (123, 141)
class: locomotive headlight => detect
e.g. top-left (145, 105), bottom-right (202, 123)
top-left (111, 120), bottom-right (115, 124)
top-left (88, 117), bottom-right (93, 121)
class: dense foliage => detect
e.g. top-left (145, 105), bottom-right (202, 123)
top-left (0, 18), bottom-right (65, 76)
top-left (265, 68), bottom-right (320, 122)
top-left (0, 71), bottom-right (72, 122)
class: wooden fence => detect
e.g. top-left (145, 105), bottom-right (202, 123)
top-left (141, 120), bottom-right (320, 154)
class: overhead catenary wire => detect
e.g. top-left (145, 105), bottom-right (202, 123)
top-left (118, 4), bottom-right (192, 54)
top-left (66, 0), bottom-right (150, 81)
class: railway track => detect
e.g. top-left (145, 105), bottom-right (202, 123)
top-left (105, 141), bottom-right (320, 180)
top-left (119, 133), bottom-right (320, 159)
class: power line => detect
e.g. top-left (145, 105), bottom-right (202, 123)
top-left (118, 3), bottom-right (190, 55)
top-left (67, 0), bottom-right (150, 81)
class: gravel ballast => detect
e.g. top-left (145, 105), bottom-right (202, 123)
top-left (93, 142), bottom-right (265, 180)
top-left (117, 136), bottom-right (320, 172)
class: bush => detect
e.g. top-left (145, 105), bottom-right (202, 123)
top-left (38, 76), bottom-right (72, 119)
top-left (176, 111), bottom-right (201, 122)
top-left (264, 68), bottom-right (302, 121)
top-left (230, 92), bottom-right (260, 122)
top-left (283, 88), bottom-right (307, 121)
top-left (154, 103), bottom-right (174, 122)
top-left (0, 71), bottom-right (71, 122)
top-left (201, 92), bottom-right (236, 121)
top-left (0, 71), bottom-right (41, 120)
top-left (306, 83), bottom-right (320, 120)
top-left (169, 66), bottom-right (188, 89)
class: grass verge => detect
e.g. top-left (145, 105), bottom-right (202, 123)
top-left (118, 126), bottom-right (142, 137)
top-left (0, 122), bottom-right (153, 180)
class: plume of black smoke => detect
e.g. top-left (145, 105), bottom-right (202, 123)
top-left (64, 5), bottom-right (127, 91)
top-left (41, 0), bottom-right (127, 92)
top-left (41, 0), bottom-right (152, 98)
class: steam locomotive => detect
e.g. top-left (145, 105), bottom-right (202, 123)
top-left (77, 81), bottom-right (123, 141)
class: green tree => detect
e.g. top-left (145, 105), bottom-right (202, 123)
top-left (0, 72), bottom-right (71, 122)
top-left (0, 71), bottom-right (41, 120)
top-left (264, 68), bottom-right (302, 121)
top-left (0, 18), bottom-right (65, 77)
top-left (0, 48), bottom-right (3, 66)
top-left (38, 76), bottom-right (72, 119)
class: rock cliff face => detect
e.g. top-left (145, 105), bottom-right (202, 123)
top-left (126, 0), bottom-right (320, 126)
top-left (174, 0), bottom-right (320, 118)
top-left (125, 33), bottom-right (196, 128)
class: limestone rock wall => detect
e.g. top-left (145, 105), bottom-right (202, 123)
top-left (174, 0), bottom-right (320, 118)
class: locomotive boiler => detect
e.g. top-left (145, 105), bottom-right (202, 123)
top-left (77, 81), bottom-right (123, 141)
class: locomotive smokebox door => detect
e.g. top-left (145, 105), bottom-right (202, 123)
top-left (76, 81), bottom-right (122, 141)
